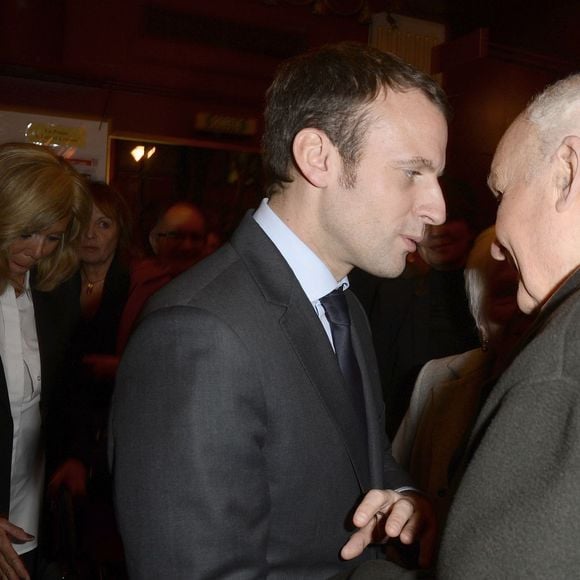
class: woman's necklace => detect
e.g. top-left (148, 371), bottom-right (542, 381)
top-left (82, 269), bottom-right (106, 295)
top-left (9, 277), bottom-right (26, 297)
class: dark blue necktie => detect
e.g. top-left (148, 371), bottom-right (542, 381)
top-left (320, 288), bottom-right (368, 431)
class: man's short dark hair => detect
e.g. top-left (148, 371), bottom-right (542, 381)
top-left (262, 41), bottom-right (449, 193)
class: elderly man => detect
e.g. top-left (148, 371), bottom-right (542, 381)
top-left (335, 73), bottom-right (580, 579)
top-left (111, 42), bottom-right (447, 579)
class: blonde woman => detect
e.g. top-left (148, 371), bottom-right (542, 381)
top-left (0, 143), bottom-right (90, 579)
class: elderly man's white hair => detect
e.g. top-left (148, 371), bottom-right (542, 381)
top-left (525, 73), bottom-right (580, 156)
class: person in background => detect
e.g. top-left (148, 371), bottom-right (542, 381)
top-left (110, 41), bottom-right (447, 579)
top-left (0, 142), bottom-right (90, 579)
top-left (59, 181), bottom-right (132, 574)
top-left (147, 201), bottom-right (207, 276)
top-left (115, 201), bottom-right (207, 353)
top-left (350, 176), bottom-right (480, 437)
top-left (393, 226), bottom-right (530, 528)
top-left (73, 181), bottom-right (132, 387)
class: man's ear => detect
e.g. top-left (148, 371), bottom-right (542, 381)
top-left (292, 128), bottom-right (335, 188)
top-left (555, 135), bottom-right (580, 212)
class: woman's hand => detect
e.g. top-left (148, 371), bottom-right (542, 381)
top-left (0, 517), bottom-right (33, 579)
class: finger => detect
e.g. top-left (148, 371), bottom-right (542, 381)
top-left (0, 522), bottom-right (33, 544)
top-left (383, 497), bottom-right (415, 539)
top-left (0, 548), bottom-right (30, 580)
top-left (352, 489), bottom-right (398, 529)
top-left (340, 518), bottom-right (377, 560)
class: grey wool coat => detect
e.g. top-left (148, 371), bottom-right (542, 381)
top-left (334, 266), bottom-right (580, 580)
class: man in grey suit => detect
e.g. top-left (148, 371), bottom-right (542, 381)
top-left (110, 42), bottom-right (448, 579)
top-left (333, 73), bottom-right (580, 580)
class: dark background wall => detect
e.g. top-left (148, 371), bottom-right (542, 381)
top-left (0, 0), bottom-right (578, 237)
top-left (1, 0), bottom-right (577, 144)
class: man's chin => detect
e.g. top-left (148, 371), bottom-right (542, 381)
top-left (366, 258), bottom-right (406, 279)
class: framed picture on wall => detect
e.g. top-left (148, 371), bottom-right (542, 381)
top-left (0, 108), bottom-right (110, 181)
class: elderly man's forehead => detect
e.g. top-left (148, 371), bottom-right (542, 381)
top-left (161, 205), bottom-right (205, 230)
top-left (489, 118), bottom-right (535, 183)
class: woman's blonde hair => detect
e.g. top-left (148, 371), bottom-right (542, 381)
top-left (0, 142), bottom-right (91, 292)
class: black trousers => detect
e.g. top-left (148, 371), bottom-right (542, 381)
top-left (21, 548), bottom-right (38, 578)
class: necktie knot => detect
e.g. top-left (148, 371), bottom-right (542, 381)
top-left (320, 288), bottom-right (350, 326)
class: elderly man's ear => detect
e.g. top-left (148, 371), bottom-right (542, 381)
top-left (555, 135), bottom-right (580, 212)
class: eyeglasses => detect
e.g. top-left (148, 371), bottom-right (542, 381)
top-left (156, 231), bottom-right (205, 243)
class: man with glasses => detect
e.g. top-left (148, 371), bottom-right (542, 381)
top-left (148, 201), bottom-right (208, 276)
top-left (116, 201), bottom-right (208, 352)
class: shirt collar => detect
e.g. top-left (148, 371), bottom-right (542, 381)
top-left (253, 198), bottom-right (348, 303)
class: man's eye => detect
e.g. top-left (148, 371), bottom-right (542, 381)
top-left (405, 169), bottom-right (421, 179)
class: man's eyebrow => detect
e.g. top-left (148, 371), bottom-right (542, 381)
top-left (393, 157), bottom-right (445, 176)
top-left (394, 157), bottom-right (434, 169)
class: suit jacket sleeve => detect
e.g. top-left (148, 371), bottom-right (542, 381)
top-left (111, 304), bottom-right (271, 579)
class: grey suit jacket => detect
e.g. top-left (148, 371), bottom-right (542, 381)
top-left (110, 213), bottom-right (410, 579)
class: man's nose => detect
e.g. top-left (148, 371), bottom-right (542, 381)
top-left (422, 182), bottom-right (446, 226)
top-left (179, 236), bottom-right (195, 251)
top-left (178, 233), bottom-right (204, 254)
top-left (84, 224), bottom-right (96, 239)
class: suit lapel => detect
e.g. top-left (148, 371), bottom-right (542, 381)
top-left (0, 357), bottom-right (12, 515)
top-left (31, 288), bottom-right (50, 406)
top-left (348, 292), bottom-right (383, 489)
top-left (279, 293), bottom-right (371, 492)
top-left (232, 214), bottom-right (372, 492)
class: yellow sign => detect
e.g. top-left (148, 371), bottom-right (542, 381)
top-left (25, 123), bottom-right (87, 148)
top-left (195, 113), bottom-right (257, 136)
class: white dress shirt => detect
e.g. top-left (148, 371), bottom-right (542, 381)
top-left (0, 274), bottom-right (44, 555)
top-left (253, 197), bottom-right (348, 348)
